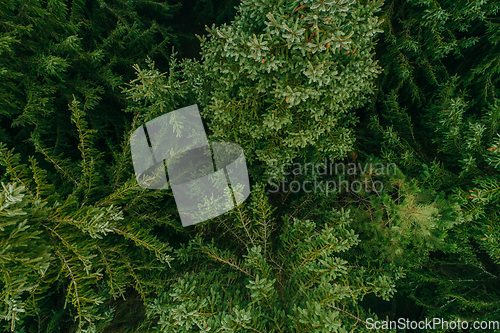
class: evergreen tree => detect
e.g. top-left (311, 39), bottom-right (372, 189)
top-left (185, 0), bottom-right (385, 178)
top-left (0, 93), bottom-right (179, 332)
top-left (359, 0), bottom-right (500, 325)
top-left (0, 0), bottom-right (179, 154)
top-left (147, 187), bottom-right (400, 333)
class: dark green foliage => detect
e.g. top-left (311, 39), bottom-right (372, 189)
top-left (0, 95), bottom-right (178, 332)
top-left (358, 0), bottom-right (500, 325)
top-left (0, 0), bottom-right (179, 153)
top-left (1, 0), bottom-right (500, 332)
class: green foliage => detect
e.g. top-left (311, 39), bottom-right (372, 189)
top-left (186, 0), bottom-right (385, 176)
top-left (359, 0), bottom-right (500, 326)
top-left (1, 0), bottom-right (500, 332)
top-left (0, 95), bottom-right (177, 332)
top-left (147, 185), bottom-right (398, 333)
top-left (343, 158), bottom-right (461, 268)
top-left (0, 0), bottom-right (179, 152)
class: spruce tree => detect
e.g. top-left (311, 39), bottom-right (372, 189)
top-left (359, 0), bottom-right (500, 324)
top-left (0, 0), bottom-right (178, 154)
